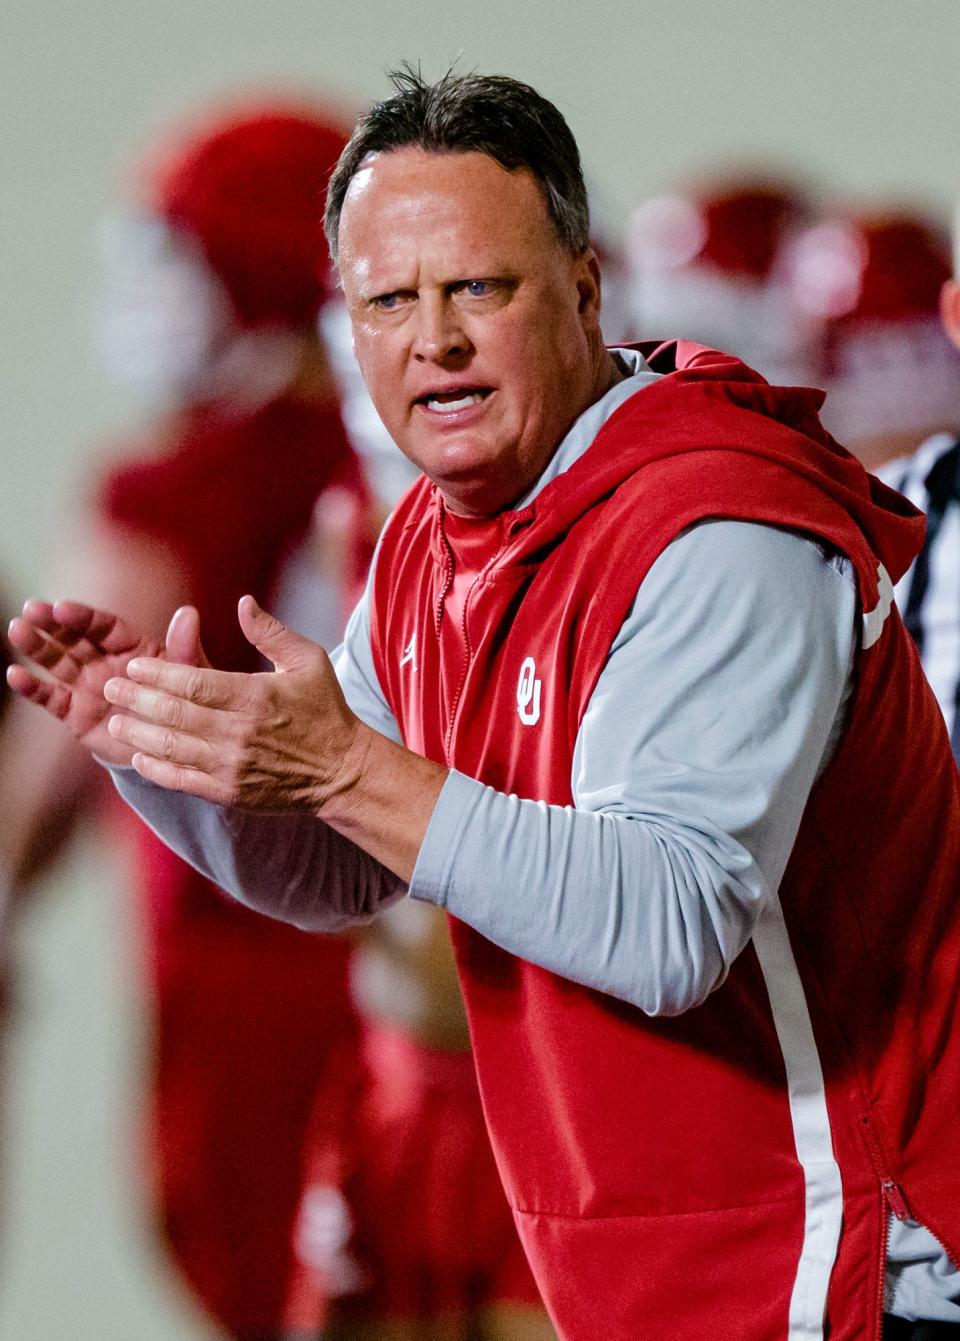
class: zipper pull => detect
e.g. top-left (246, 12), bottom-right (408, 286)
top-left (881, 1179), bottom-right (912, 1222)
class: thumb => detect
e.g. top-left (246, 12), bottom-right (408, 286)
top-left (165, 606), bottom-right (212, 669)
top-left (237, 595), bottom-right (322, 672)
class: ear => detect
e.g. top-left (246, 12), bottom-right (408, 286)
top-left (940, 278), bottom-right (960, 351)
top-left (575, 247), bottom-right (603, 331)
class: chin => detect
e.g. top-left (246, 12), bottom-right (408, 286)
top-left (439, 469), bottom-right (521, 517)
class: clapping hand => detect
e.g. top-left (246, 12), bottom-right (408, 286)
top-left (102, 595), bottom-right (363, 812)
top-left (6, 601), bottom-right (205, 767)
top-left (9, 595), bottom-right (442, 882)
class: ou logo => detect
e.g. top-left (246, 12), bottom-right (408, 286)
top-left (516, 656), bottom-right (542, 726)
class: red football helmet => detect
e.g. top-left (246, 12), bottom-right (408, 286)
top-left (626, 176), bottom-right (815, 384)
top-left (789, 211), bottom-right (960, 442)
top-left (143, 100), bottom-right (349, 329)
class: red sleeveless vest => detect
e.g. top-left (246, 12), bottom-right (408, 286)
top-left (370, 344), bottom-right (960, 1341)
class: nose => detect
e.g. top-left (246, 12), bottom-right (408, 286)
top-left (412, 293), bottom-right (471, 363)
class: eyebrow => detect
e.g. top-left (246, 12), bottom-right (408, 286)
top-left (364, 271), bottom-right (520, 300)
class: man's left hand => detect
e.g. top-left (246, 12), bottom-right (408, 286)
top-left (104, 595), bottom-right (364, 813)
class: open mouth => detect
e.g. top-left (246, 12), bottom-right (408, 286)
top-left (414, 387), bottom-right (493, 413)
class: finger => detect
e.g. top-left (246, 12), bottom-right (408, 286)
top-left (18, 599), bottom-right (55, 626)
top-left (9, 605), bottom-right (69, 665)
top-left (11, 601), bottom-right (155, 677)
top-left (103, 675), bottom-right (212, 728)
top-left (122, 657), bottom-right (251, 711)
top-left (19, 600), bottom-right (141, 656)
top-left (6, 664), bottom-right (74, 720)
top-left (238, 594), bottom-right (323, 672)
top-left (165, 606), bottom-right (212, 670)
top-left (7, 617), bottom-right (87, 685)
top-left (107, 714), bottom-right (216, 772)
top-left (49, 601), bottom-right (151, 658)
top-left (130, 752), bottom-right (233, 807)
top-left (102, 677), bottom-right (230, 750)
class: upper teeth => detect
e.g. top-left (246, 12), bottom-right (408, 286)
top-left (426, 392), bottom-right (484, 412)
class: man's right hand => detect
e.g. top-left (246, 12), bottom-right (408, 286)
top-left (6, 601), bottom-right (206, 767)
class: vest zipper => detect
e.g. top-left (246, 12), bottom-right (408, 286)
top-left (443, 573), bottom-right (479, 762)
top-left (861, 1114), bottom-right (960, 1337)
top-left (880, 1180), bottom-right (911, 1221)
top-left (874, 1188), bottom-right (889, 1341)
top-left (435, 515), bottom-right (454, 635)
top-left (860, 1112), bottom-right (909, 1336)
top-left (859, 1114), bottom-right (912, 1222)
top-left (435, 504), bottom-right (491, 762)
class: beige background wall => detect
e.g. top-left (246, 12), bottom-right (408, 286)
top-left (3, 0), bottom-right (959, 586)
top-left (0, 2), bottom-right (956, 1335)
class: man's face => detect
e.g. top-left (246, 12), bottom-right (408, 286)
top-left (337, 148), bottom-right (603, 515)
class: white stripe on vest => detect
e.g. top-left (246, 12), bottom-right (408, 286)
top-left (861, 563), bottom-right (895, 650)
top-left (753, 899), bottom-right (844, 1341)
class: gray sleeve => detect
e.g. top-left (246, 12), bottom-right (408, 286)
top-left (106, 551), bottom-right (407, 931)
top-left (409, 521), bottom-right (858, 1016)
top-left (109, 767), bottom-right (405, 931)
top-left (328, 549), bottom-right (403, 743)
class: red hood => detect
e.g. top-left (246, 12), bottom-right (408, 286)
top-left (486, 340), bottom-right (924, 586)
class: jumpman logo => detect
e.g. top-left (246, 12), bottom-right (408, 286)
top-left (400, 633), bottom-right (417, 671)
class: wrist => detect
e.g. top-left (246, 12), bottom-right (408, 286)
top-left (311, 723), bottom-right (449, 884)
top-left (313, 716), bottom-right (375, 823)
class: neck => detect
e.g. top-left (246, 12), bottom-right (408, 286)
top-left (594, 342), bottom-right (627, 400)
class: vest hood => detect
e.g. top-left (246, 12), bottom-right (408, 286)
top-left (485, 340), bottom-right (925, 585)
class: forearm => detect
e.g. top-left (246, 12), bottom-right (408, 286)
top-left (321, 560), bottom-right (450, 880)
top-left (109, 763), bottom-right (407, 930)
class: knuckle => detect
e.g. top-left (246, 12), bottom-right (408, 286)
top-left (183, 669), bottom-right (205, 703)
top-left (244, 680), bottom-right (267, 713)
top-left (108, 680), bottom-right (129, 708)
top-left (159, 695), bottom-right (181, 728)
top-left (110, 713), bottom-right (129, 741)
top-left (236, 719), bottom-right (258, 753)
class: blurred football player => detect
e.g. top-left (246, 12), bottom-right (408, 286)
top-left (0, 99), bottom-right (370, 1340)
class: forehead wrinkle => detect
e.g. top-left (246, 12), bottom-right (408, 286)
top-left (340, 193), bottom-right (459, 298)
top-left (338, 149), bottom-right (558, 295)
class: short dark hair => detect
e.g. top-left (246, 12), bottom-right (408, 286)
top-left (324, 66), bottom-right (590, 264)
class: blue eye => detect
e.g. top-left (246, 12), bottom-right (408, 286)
top-left (464, 280), bottom-right (489, 297)
top-left (374, 293), bottom-right (400, 310)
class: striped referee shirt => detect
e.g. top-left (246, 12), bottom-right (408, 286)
top-left (878, 431), bottom-right (960, 763)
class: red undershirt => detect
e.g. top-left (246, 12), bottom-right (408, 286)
top-left (438, 506), bottom-right (506, 726)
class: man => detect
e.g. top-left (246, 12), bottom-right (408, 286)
top-left (0, 101), bottom-right (371, 1340)
top-left (795, 210), bottom-right (960, 762)
top-left (7, 71), bottom-right (960, 1341)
